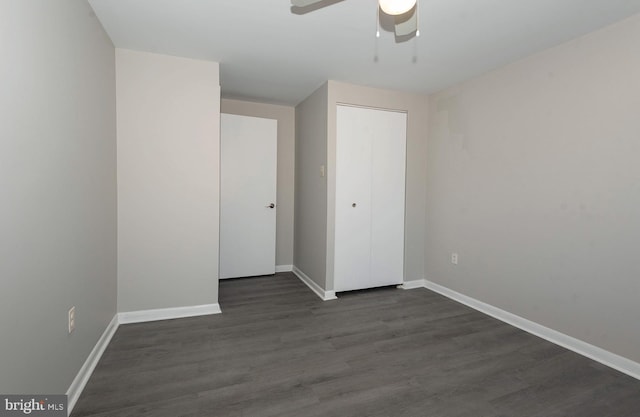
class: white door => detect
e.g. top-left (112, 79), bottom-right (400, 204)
top-left (334, 105), bottom-right (406, 292)
top-left (220, 113), bottom-right (277, 279)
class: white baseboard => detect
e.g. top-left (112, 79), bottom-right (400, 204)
top-left (67, 314), bottom-right (119, 415)
top-left (275, 264), bottom-right (293, 273)
top-left (398, 279), bottom-right (426, 290)
top-left (292, 266), bottom-right (337, 301)
top-left (118, 303), bottom-right (222, 324)
top-left (422, 279), bottom-right (640, 381)
top-left (66, 303), bottom-right (222, 414)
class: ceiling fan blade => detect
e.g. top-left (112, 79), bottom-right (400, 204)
top-left (291, 0), bottom-right (345, 14)
top-left (394, 8), bottom-right (417, 37)
top-left (291, 0), bottom-right (326, 6)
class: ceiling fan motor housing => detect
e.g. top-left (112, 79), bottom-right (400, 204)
top-left (379, 0), bottom-right (417, 16)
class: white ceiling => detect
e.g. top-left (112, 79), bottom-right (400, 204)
top-left (89, 0), bottom-right (640, 105)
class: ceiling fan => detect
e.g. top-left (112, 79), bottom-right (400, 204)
top-left (291, 0), bottom-right (419, 39)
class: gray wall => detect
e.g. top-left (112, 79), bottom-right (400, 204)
top-left (294, 84), bottom-right (329, 287)
top-left (426, 14), bottom-right (640, 363)
top-left (326, 81), bottom-right (429, 290)
top-left (221, 99), bottom-right (295, 268)
top-left (0, 0), bottom-right (117, 393)
top-left (116, 49), bottom-right (221, 312)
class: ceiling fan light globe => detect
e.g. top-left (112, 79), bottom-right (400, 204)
top-left (379, 0), bottom-right (417, 15)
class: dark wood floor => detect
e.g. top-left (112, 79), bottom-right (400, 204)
top-left (72, 272), bottom-right (640, 417)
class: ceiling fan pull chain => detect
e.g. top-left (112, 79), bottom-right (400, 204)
top-left (376, 5), bottom-right (381, 38)
top-left (416, 0), bottom-right (420, 37)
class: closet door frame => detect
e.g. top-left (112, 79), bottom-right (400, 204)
top-left (334, 104), bottom-right (407, 293)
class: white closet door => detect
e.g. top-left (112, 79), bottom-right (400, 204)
top-left (335, 105), bottom-right (406, 292)
top-left (220, 114), bottom-right (277, 279)
top-left (335, 107), bottom-right (373, 290)
top-left (370, 110), bottom-right (406, 286)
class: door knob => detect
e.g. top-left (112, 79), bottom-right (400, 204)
top-left (352, 203), bottom-right (357, 208)
top-left (267, 203), bottom-right (275, 209)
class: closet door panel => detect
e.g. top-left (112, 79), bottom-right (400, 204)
top-left (370, 110), bottom-right (406, 286)
top-left (335, 106), bottom-right (372, 292)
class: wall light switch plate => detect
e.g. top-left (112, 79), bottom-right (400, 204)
top-left (68, 306), bottom-right (76, 334)
top-left (320, 165), bottom-right (325, 177)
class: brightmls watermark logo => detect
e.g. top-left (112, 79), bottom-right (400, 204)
top-left (0, 396), bottom-right (66, 417)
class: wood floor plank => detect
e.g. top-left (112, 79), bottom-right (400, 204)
top-left (71, 273), bottom-right (640, 417)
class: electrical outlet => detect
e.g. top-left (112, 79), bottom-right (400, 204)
top-left (451, 253), bottom-right (459, 265)
top-left (68, 306), bottom-right (75, 334)
top-left (320, 165), bottom-right (325, 177)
